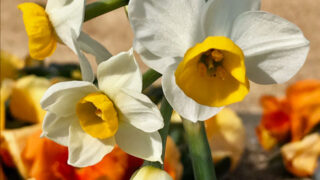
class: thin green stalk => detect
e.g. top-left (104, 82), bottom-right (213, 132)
top-left (142, 69), bottom-right (162, 91)
top-left (182, 119), bottom-right (217, 180)
top-left (143, 97), bottom-right (173, 169)
top-left (84, 0), bottom-right (129, 22)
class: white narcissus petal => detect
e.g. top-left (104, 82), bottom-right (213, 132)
top-left (97, 49), bottom-right (142, 97)
top-left (134, 41), bottom-right (179, 74)
top-left (201, 0), bottom-right (260, 37)
top-left (128, 0), bottom-right (205, 58)
top-left (115, 123), bottom-right (162, 163)
top-left (41, 112), bottom-right (77, 146)
top-left (78, 32), bottom-right (112, 65)
top-left (162, 63), bottom-right (222, 122)
top-left (231, 11), bottom-right (310, 84)
top-left (114, 89), bottom-right (163, 133)
top-left (40, 81), bottom-right (98, 117)
top-left (46, 0), bottom-right (85, 51)
top-left (68, 120), bottom-right (115, 167)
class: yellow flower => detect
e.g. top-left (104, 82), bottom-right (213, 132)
top-left (9, 75), bottom-right (51, 123)
top-left (0, 79), bottom-right (15, 130)
top-left (281, 133), bottom-right (320, 177)
top-left (205, 108), bottom-right (245, 169)
top-left (0, 50), bottom-right (24, 82)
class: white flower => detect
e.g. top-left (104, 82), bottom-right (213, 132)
top-left (130, 166), bottom-right (173, 180)
top-left (40, 50), bottom-right (164, 167)
top-left (128, 0), bottom-right (309, 122)
top-left (19, 0), bottom-right (111, 82)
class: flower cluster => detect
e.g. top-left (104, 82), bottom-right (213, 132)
top-left (1, 0), bottom-right (312, 179)
top-left (256, 80), bottom-right (320, 177)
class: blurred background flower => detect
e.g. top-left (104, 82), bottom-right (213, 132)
top-left (256, 80), bottom-right (320, 150)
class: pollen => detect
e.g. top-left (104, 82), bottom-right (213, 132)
top-left (198, 49), bottom-right (226, 79)
top-left (211, 50), bottom-right (224, 62)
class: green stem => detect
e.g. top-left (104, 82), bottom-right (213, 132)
top-left (142, 69), bottom-right (162, 91)
top-left (84, 0), bottom-right (129, 22)
top-left (143, 97), bottom-right (173, 169)
top-left (182, 119), bottom-right (217, 180)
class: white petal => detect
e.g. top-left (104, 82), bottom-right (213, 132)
top-left (68, 120), bottom-right (115, 167)
top-left (128, 0), bottom-right (205, 58)
top-left (46, 0), bottom-right (85, 51)
top-left (134, 41), bottom-right (179, 74)
top-left (78, 32), bottom-right (112, 65)
top-left (115, 123), bottom-right (162, 163)
top-left (162, 63), bottom-right (222, 122)
top-left (201, 0), bottom-right (260, 37)
top-left (72, 33), bottom-right (95, 82)
top-left (40, 81), bottom-right (98, 116)
top-left (231, 11), bottom-right (310, 84)
top-left (97, 50), bottom-right (142, 97)
top-left (41, 112), bottom-right (76, 146)
top-left (114, 89), bottom-right (163, 133)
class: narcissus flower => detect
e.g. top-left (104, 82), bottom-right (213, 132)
top-left (130, 166), bottom-right (173, 180)
top-left (18, 0), bottom-right (111, 81)
top-left (40, 50), bottom-right (163, 167)
top-left (281, 133), bottom-right (320, 177)
top-left (129, 0), bottom-right (309, 121)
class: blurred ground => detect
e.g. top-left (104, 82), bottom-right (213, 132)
top-left (1, 0), bottom-right (320, 179)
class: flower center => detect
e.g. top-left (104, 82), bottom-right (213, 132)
top-left (76, 92), bottom-right (118, 139)
top-left (18, 3), bottom-right (57, 60)
top-left (175, 36), bottom-right (250, 107)
top-left (198, 49), bottom-right (227, 79)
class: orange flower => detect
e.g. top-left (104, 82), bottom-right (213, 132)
top-left (256, 96), bottom-right (291, 150)
top-left (164, 137), bottom-right (183, 180)
top-left (77, 147), bottom-right (143, 180)
top-left (256, 80), bottom-right (320, 150)
top-left (22, 130), bottom-right (143, 180)
top-left (287, 80), bottom-right (320, 141)
top-left (21, 130), bottom-right (78, 180)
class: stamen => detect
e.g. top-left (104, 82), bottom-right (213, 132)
top-left (211, 50), bottom-right (224, 62)
top-left (95, 109), bottom-right (102, 118)
top-left (198, 49), bottom-right (226, 79)
top-left (216, 66), bottom-right (227, 80)
top-left (205, 56), bottom-right (215, 70)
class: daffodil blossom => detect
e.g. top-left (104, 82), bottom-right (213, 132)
top-left (128, 0), bottom-right (310, 122)
top-left (40, 50), bottom-right (164, 167)
top-left (18, 0), bottom-right (111, 82)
